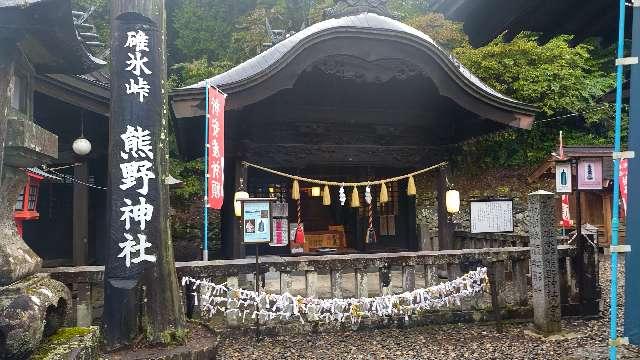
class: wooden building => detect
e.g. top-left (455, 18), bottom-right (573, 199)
top-left (170, 1), bottom-right (537, 259)
top-left (528, 145), bottom-right (624, 246)
top-left (25, 72), bottom-right (110, 266)
top-left (0, 0), bottom-right (110, 267)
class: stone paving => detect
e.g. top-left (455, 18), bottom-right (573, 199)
top-left (217, 256), bottom-right (640, 360)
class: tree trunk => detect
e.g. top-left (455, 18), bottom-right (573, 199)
top-left (103, 0), bottom-right (184, 348)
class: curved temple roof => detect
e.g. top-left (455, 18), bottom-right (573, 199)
top-left (0, 0), bottom-right (105, 75)
top-left (174, 12), bottom-right (537, 128)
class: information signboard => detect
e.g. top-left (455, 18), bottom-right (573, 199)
top-left (241, 199), bottom-right (273, 244)
top-left (470, 199), bottom-right (514, 233)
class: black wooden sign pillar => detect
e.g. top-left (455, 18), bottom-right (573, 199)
top-left (103, 0), bottom-right (184, 348)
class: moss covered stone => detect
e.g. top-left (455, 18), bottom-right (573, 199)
top-left (31, 326), bottom-right (99, 360)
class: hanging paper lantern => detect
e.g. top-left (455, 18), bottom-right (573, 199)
top-left (292, 179), bottom-right (300, 200)
top-left (322, 185), bottom-right (331, 206)
top-left (351, 186), bottom-right (360, 208)
top-left (407, 175), bottom-right (416, 196)
top-left (379, 183), bottom-right (389, 204)
top-left (365, 185), bottom-right (372, 204)
top-left (446, 189), bottom-right (460, 213)
top-left (339, 185), bottom-right (346, 205)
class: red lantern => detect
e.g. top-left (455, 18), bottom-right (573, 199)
top-left (13, 170), bottom-right (44, 237)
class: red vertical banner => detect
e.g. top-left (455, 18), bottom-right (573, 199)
top-left (620, 158), bottom-right (629, 217)
top-left (207, 87), bottom-right (225, 209)
top-left (561, 194), bottom-right (571, 228)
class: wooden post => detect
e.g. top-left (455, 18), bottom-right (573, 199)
top-left (103, 0), bottom-right (184, 347)
top-left (230, 160), bottom-right (246, 259)
top-left (574, 188), bottom-right (584, 300)
top-left (73, 162), bottom-right (89, 266)
top-left (437, 166), bottom-right (453, 250)
top-left (603, 193), bottom-right (612, 246)
top-left (405, 183), bottom-right (418, 251)
top-left (559, 257), bottom-right (569, 305)
top-left (573, 188), bottom-right (599, 315)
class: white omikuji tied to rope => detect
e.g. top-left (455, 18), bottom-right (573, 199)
top-left (182, 267), bottom-right (488, 326)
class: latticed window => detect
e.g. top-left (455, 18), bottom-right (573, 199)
top-left (27, 184), bottom-right (38, 210)
top-left (14, 189), bottom-right (25, 211)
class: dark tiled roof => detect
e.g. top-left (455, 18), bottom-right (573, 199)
top-left (429, 0), bottom-right (628, 47)
top-left (184, 12), bottom-right (527, 109)
top-left (0, 0), bottom-right (105, 74)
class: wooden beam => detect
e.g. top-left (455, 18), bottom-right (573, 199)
top-left (73, 162), bottom-right (89, 266)
top-left (234, 161), bottom-right (247, 259)
top-left (437, 165), bottom-right (454, 250)
top-left (35, 74), bottom-right (110, 116)
top-left (241, 143), bottom-right (445, 168)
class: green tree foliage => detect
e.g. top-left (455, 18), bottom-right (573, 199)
top-left (454, 34), bottom-right (616, 121)
top-left (168, 58), bottom-right (235, 88)
top-left (406, 12), bottom-right (469, 50)
top-left (452, 34), bottom-right (617, 168)
top-left (171, 0), bottom-right (255, 63)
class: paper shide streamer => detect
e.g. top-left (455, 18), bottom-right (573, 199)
top-left (182, 267), bottom-right (488, 326)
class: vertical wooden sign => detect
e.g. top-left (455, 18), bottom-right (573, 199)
top-left (104, 1), bottom-right (183, 347)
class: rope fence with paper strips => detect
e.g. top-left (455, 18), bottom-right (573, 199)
top-left (242, 161), bottom-right (447, 187)
top-left (181, 266), bottom-right (488, 326)
top-left (241, 160), bottom-right (447, 207)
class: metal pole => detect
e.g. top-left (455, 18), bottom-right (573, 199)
top-left (255, 242), bottom-right (261, 342)
top-left (626, 0), bottom-right (640, 347)
top-left (610, 0), bottom-right (627, 357)
top-left (203, 83), bottom-right (209, 261)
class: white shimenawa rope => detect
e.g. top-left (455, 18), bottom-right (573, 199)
top-left (182, 266), bottom-right (488, 325)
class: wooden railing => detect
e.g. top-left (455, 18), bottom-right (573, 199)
top-left (44, 245), bottom-right (582, 328)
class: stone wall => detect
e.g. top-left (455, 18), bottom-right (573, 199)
top-left (415, 166), bottom-right (554, 236)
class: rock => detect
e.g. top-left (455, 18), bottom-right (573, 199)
top-left (30, 327), bottom-right (100, 360)
top-left (0, 274), bottom-right (71, 359)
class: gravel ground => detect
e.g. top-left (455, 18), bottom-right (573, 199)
top-left (218, 256), bottom-right (640, 360)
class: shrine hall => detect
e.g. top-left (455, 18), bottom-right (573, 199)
top-left (169, 2), bottom-right (537, 259)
